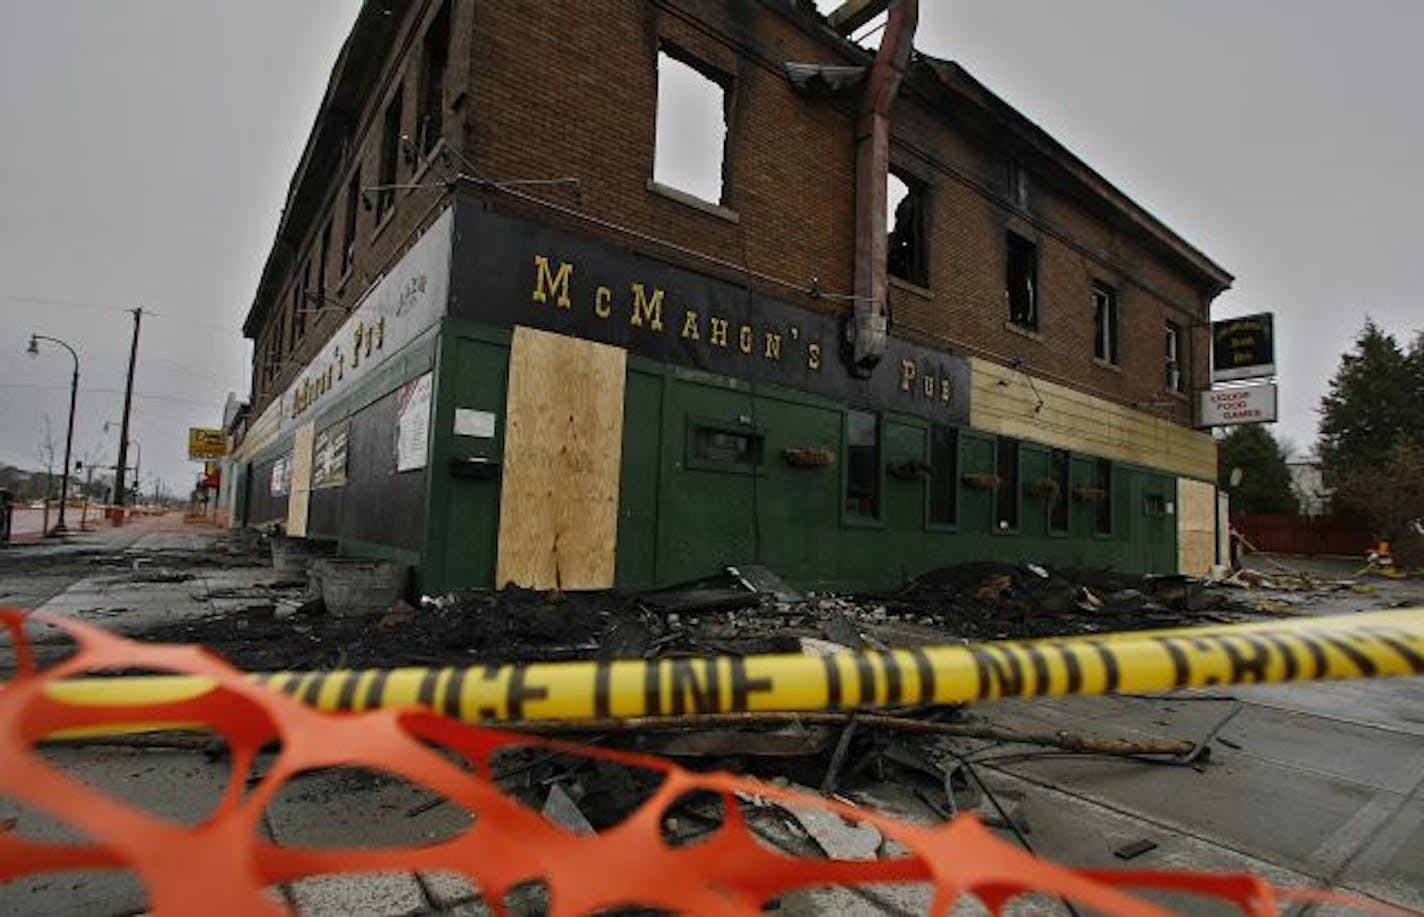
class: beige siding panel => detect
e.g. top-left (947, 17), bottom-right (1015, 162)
top-left (969, 357), bottom-right (1216, 480)
top-left (285, 422), bottom-right (315, 537)
top-left (496, 326), bottom-right (627, 590)
top-left (1177, 477), bottom-right (1218, 576)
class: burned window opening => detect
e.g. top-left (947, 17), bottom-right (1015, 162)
top-left (418, 3), bottom-right (450, 156)
top-left (653, 48), bottom-right (729, 206)
top-left (887, 170), bottom-right (927, 287)
top-left (341, 170), bottom-right (360, 276)
top-left (1006, 233), bottom-right (1037, 331)
top-left (928, 425), bottom-right (958, 526)
top-left (845, 410), bottom-right (880, 519)
top-left (1093, 282), bottom-right (1118, 364)
top-left (995, 437), bottom-right (1019, 531)
top-left (377, 87), bottom-right (403, 218)
top-left (1165, 320), bottom-right (1184, 393)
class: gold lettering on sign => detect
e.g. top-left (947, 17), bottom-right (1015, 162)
top-left (531, 256), bottom-right (573, 309)
top-left (630, 284), bottom-right (665, 331)
top-left (899, 359), bottom-right (916, 392)
top-left (594, 286), bottom-right (612, 319)
top-left (923, 374), bottom-right (934, 398)
top-left (941, 377), bottom-right (953, 404)
top-left (709, 317), bottom-right (729, 348)
top-left (808, 343), bottom-right (821, 371)
top-left (738, 325), bottom-right (753, 354)
top-left (764, 332), bottom-right (782, 361)
top-left (351, 322), bottom-right (364, 369)
top-left (681, 310), bottom-right (701, 341)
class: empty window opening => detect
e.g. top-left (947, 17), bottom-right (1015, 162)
top-left (996, 438), bottom-right (1019, 531)
top-left (1049, 448), bottom-right (1070, 532)
top-left (418, 3), bottom-right (450, 156)
top-left (654, 49), bottom-right (728, 206)
top-left (1094, 458), bottom-right (1113, 535)
top-left (377, 87), bottom-right (403, 218)
top-left (1006, 233), bottom-right (1038, 331)
top-left (928, 425), bottom-right (958, 526)
top-left (887, 170), bottom-right (927, 286)
top-left (341, 170), bottom-right (360, 276)
top-left (1093, 283), bottom-right (1118, 364)
top-left (293, 261), bottom-right (310, 341)
top-left (692, 426), bottom-right (762, 466)
top-left (845, 410), bottom-right (880, 519)
top-left (1165, 320), bottom-right (1183, 392)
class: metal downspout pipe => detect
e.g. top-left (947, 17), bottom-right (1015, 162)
top-left (849, 0), bottom-right (918, 376)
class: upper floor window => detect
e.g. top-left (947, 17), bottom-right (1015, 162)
top-left (418, 3), bottom-right (450, 156)
top-left (887, 170), bottom-right (927, 287)
top-left (317, 220), bottom-right (332, 313)
top-left (1093, 282), bottom-right (1118, 364)
top-left (377, 86), bottom-right (403, 218)
top-left (1006, 232), bottom-right (1037, 331)
top-left (1165, 320), bottom-right (1184, 392)
top-left (653, 48), bottom-right (729, 206)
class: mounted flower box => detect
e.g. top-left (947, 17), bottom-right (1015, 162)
top-left (1026, 478), bottom-right (1061, 501)
top-left (962, 472), bottom-right (1001, 490)
top-left (782, 446), bottom-right (836, 469)
top-left (888, 459), bottom-right (931, 481)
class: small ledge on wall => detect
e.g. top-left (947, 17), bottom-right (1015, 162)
top-left (1003, 320), bottom-right (1044, 344)
top-left (889, 275), bottom-right (933, 300)
top-left (646, 179), bottom-right (740, 224)
top-left (1092, 357), bottom-right (1121, 374)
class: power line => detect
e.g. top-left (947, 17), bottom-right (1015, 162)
top-left (0, 383), bottom-right (220, 409)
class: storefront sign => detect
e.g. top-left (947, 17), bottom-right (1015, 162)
top-left (281, 209), bottom-right (452, 428)
top-left (187, 427), bottom-right (227, 460)
top-left (396, 372), bottom-right (433, 472)
top-left (1200, 381), bottom-right (1278, 426)
top-left (451, 206), bottom-right (972, 424)
top-left (1212, 313), bottom-right (1275, 382)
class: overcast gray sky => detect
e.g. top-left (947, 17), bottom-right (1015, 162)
top-left (2, 2), bottom-right (1419, 496)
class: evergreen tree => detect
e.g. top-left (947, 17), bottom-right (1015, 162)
top-left (1317, 320), bottom-right (1422, 486)
top-left (1217, 425), bottom-right (1297, 515)
top-left (1316, 320), bottom-right (1424, 556)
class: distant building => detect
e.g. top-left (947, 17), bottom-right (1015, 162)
top-left (226, 0), bottom-right (1232, 592)
top-left (1288, 461), bottom-right (1329, 517)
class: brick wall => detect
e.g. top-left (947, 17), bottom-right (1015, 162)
top-left (245, 0), bottom-right (1227, 437)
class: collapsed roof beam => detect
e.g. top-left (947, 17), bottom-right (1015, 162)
top-left (827, 0), bottom-right (891, 36)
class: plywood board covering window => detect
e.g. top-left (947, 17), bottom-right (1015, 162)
top-left (496, 327), bottom-right (627, 590)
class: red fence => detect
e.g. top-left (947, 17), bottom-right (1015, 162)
top-left (1238, 514), bottom-right (1372, 557)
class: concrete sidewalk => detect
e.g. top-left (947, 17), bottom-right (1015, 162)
top-left (2, 526), bottom-right (1422, 914)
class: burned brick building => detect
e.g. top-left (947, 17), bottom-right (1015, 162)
top-left (229, 0), bottom-right (1232, 593)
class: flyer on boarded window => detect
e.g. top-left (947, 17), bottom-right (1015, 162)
top-left (395, 372), bottom-right (433, 472)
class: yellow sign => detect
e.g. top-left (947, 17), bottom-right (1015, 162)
top-left (187, 427), bottom-right (227, 460)
top-left (40, 609), bottom-right (1424, 731)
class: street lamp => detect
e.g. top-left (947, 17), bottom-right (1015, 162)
top-left (27, 334), bottom-right (79, 536)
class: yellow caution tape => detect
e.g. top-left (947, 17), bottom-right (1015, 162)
top-left (37, 609), bottom-right (1424, 727)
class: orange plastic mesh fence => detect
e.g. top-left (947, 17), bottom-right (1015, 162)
top-left (0, 608), bottom-right (1399, 915)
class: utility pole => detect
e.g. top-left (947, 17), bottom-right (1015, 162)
top-left (113, 307), bottom-right (142, 524)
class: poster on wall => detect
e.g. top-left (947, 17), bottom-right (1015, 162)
top-left (269, 454), bottom-right (292, 497)
top-left (396, 372), bottom-right (433, 472)
top-left (312, 420), bottom-right (349, 488)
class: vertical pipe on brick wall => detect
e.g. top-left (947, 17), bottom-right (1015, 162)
top-left (850, 0), bottom-right (918, 377)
